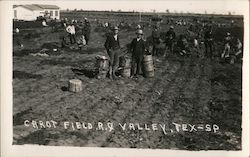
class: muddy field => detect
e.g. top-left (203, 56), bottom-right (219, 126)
top-left (13, 13), bottom-right (243, 150)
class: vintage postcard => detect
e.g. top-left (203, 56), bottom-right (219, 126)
top-left (1, 0), bottom-right (249, 156)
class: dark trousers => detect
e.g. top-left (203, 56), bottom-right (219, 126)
top-left (131, 55), bottom-right (143, 76)
top-left (205, 41), bottom-right (213, 57)
top-left (107, 49), bottom-right (120, 76)
top-left (152, 45), bottom-right (159, 56)
top-left (152, 38), bottom-right (160, 56)
top-left (165, 41), bottom-right (174, 53)
top-left (69, 33), bottom-right (76, 44)
top-left (84, 34), bottom-right (90, 45)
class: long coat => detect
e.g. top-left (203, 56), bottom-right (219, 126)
top-left (104, 34), bottom-right (121, 51)
top-left (130, 38), bottom-right (146, 59)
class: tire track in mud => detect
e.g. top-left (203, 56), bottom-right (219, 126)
top-left (101, 56), bottom-right (196, 148)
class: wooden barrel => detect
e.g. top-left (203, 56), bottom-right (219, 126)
top-left (121, 68), bottom-right (131, 78)
top-left (143, 55), bottom-right (154, 77)
top-left (119, 56), bottom-right (131, 68)
top-left (69, 79), bottom-right (82, 92)
top-left (95, 55), bottom-right (109, 79)
top-left (119, 56), bottom-right (131, 78)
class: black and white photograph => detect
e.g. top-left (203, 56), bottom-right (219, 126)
top-left (1, 0), bottom-right (249, 156)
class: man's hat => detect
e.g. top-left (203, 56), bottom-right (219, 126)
top-left (136, 29), bottom-right (143, 35)
top-left (113, 26), bottom-right (119, 30)
top-left (170, 25), bottom-right (174, 29)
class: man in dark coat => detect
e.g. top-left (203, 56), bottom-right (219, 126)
top-left (130, 29), bottom-right (146, 77)
top-left (165, 26), bottom-right (176, 54)
top-left (83, 18), bottom-right (91, 45)
top-left (104, 26), bottom-right (121, 79)
top-left (177, 34), bottom-right (189, 56)
top-left (204, 26), bottom-right (214, 58)
top-left (151, 25), bottom-right (161, 56)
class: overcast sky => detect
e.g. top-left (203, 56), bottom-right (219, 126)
top-left (14, 0), bottom-right (248, 15)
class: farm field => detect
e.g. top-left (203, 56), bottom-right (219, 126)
top-left (13, 12), bottom-right (243, 150)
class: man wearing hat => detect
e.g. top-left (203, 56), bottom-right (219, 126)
top-left (130, 29), bottom-right (147, 77)
top-left (165, 26), bottom-right (176, 55)
top-left (66, 22), bottom-right (77, 44)
top-left (83, 17), bottom-right (91, 45)
top-left (104, 26), bottom-right (121, 79)
top-left (204, 26), bottom-right (214, 58)
top-left (151, 25), bottom-right (161, 56)
top-left (221, 32), bottom-right (232, 58)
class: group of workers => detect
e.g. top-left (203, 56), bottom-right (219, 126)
top-left (104, 27), bottom-right (147, 79)
top-left (151, 24), bottom-right (243, 61)
top-left (61, 18), bottom-right (91, 49)
top-left (103, 22), bottom-right (243, 79)
top-left (37, 16), bottom-right (244, 80)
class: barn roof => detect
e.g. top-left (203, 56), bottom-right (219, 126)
top-left (33, 4), bottom-right (60, 9)
top-left (13, 4), bottom-right (60, 11)
top-left (22, 5), bottom-right (44, 11)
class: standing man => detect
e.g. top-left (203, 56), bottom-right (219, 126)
top-left (104, 26), bottom-right (121, 79)
top-left (204, 26), bottom-right (214, 58)
top-left (83, 18), bottom-right (91, 45)
top-left (130, 29), bottom-right (146, 78)
top-left (177, 34), bottom-right (189, 56)
top-left (234, 38), bottom-right (243, 58)
top-left (152, 25), bottom-right (161, 56)
top-left (165, 26), bottom-right (176, 55)
top-left (221, 32), bottom-right (232, 58)
top-left (66, 22), bottom-right (76, 44)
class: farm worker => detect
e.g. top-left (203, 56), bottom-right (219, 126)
top-left (15, 28), bottom-right (20, 33)
top-left (177, 34), bottom-right (189, 56)
top-left (221, 32), bottom-right (232, 58)
top-left (14, 28), bottom-right (23, 48)
top-left (230, 38), bottom-right (243, 64)
top-left (136, 24), bottom-right (141, 30)
top-left (234, 38), bottom-right (243, 57)
top-left (77, 35), bottom-right (87, 50)
top-left (164, 26), bottom-right (176, 54)
top-left (104, 26), bottom-right (121, 79)
top-left (151, 25), bottom-right (161, 56)
top-left (51, 18), bottom-right (57, 32)
top-left (66, 23), bottom-right (76, 44)
top-left (130, 29), bottom-right (147, 78)
top-left (61, 35), bottom-right (70, 48)
top-left (104, 22), bottom-right (109, 27)
top-left (83, 18), bottom-right (91, 45)
top-left (204, 26), bottom-right (214, 58)
top-left (42, 20), bottom-right (48, 27)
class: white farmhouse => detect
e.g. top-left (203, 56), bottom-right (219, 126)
top-left (13, 4), bottom-right (60, 21)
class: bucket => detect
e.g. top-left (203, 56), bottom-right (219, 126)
top-left (143, 55), bottom-right (154, 77)
top-left (95, 55), bottom-right (109, 71)
top-left (95, 55), bottom-right (109, 79)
